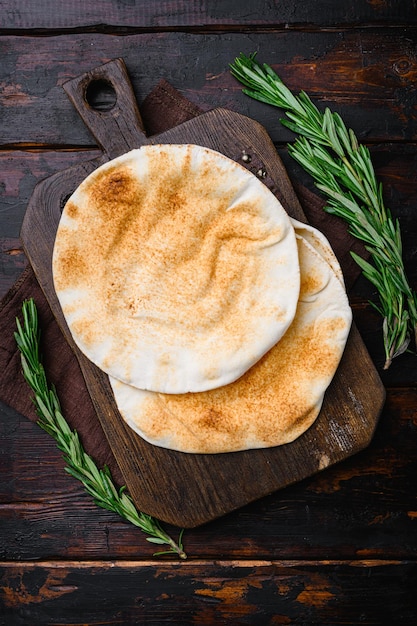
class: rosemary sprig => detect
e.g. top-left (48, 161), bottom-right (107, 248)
top-left (230, 52), bottom-right (417, 369)
top-left (14, 298), bottom-right (186, 559)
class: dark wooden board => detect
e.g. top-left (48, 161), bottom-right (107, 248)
top-left (1, 560), bottom-right (416, 626)
top-left (2, 30), bottom-right (417, 147)
top-left (1, 0), bottom-right (415, 29)
top-left (20, 59), bottom-right (385, 528)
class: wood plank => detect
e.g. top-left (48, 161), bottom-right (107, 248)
top-left (1, 30), bottom-right (416, 146)
top-left (351, 303), bottom-right (417, 384)
top-left (0, 237), bottom-right (25, 296)
top-left (1, 560), bottom-right (416, 625)
top-left (0, 149), bottom-right (101, 296)
top-left (0, 150), bottom-right (101, 239)
top-left (0, 0), bottom-right (416, 29)
top-left (1, 387), bottom-right (416, 560)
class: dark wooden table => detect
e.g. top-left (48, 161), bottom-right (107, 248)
top-left (1, 2), bottom-right (417, 624)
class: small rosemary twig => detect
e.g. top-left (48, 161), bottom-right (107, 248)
top-left (230, 52), bottom-right (417, 368)
top-left (14, 298), bottom-right (186, 559)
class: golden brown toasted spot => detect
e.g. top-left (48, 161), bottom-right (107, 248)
top-left (300, 266), bottom-right (326, 299)
top-left (71, 316), bottom-right (98, 349)
top-left (88, 166), bottom-right (146, 243)
top-left (65, 201), bottom-right (78, 219)
top-left (138, 397), bottom-right (165, 438)
top-left (280, 316), bottom-right (344, 383)
top-left (53, 243), bottom-right (88, 290)
top-left (134, 394), bottom-right (205, 451)
top-left (87, 164), bottom-right (137, 206)
top-left (197, 408), bottom-right (234, 434)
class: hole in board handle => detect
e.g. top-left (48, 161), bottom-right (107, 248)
top-left (85, 79), bottom-right (117, 111)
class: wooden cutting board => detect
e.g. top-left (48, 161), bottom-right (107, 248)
top-left (21, 58), bottom-right (385, 528)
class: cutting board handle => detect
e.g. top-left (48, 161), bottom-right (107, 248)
top-left (63, 58), bottom-right (149, 159)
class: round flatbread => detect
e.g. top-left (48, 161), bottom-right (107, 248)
top-left (290, 218), bottom-right (345, 286)
top-left (109, 228), bottom-right (352, 453)
top-left (52, 144), bottom-right (300, 393)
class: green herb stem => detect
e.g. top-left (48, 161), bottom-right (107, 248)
top-left (15, 298), bottom-right (186, 559)
top-left (230, 52), bottom-right (417, 368)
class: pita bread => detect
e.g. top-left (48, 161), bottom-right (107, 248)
top-left (109, 228), bottom-right (352, 453)
top-left (52, 144), bottom-right (300, 394)
top-left (290, 218), bottom-right (345, 286)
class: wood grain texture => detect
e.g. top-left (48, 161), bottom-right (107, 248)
top-left (1, 560), bottom-right (416, 625)
top-left (0, 0), bottom-right (416, 29)
top-left (1, 30), bottom-right (416, 146)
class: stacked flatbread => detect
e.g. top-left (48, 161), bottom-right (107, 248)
top-left (53, 144), bottom-right (352, 454)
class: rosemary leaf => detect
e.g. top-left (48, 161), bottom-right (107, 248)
top-left (230, 52), bottom-right (417, 368)
top-left (15, 299), bottom-right (186, 560)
